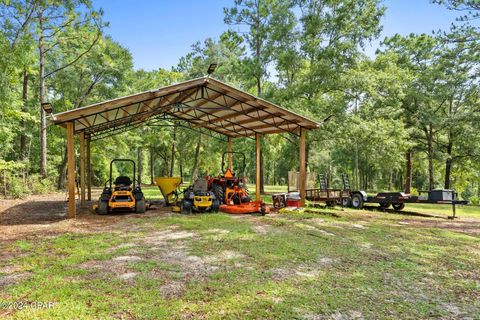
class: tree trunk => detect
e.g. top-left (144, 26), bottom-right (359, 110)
top-left (39, 12), bottom-right (48, 178)
top-left (388, 171), bottom-right (393, 191)
top-left (57, 144), bottom-right (68, 190)
top-left (404, 149), bottom-right (412, 193)
top-left (170, 125), bottom-right (176, 176)
top-left (354, 143), bottom-right (359, 190)
top-left (137, 147), bottom-right (143, 186)
top-left (150, 148), bottom-right (155, 185)
top-left (444, 130), bottom-right (453, 189)
top-left (427, 127), bottom-right (434, 191)
top-left (19, 69), bottom-right (28, 160)
top-left (179, 155), bottom-right (183, 180)
top-left (191, 136), bottom-right (201, 182)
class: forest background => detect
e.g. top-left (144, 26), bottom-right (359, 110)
top-left (0, 0), bottom-right (479, 202)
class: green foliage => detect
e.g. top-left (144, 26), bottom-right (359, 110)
top-left (0, 0), bottom-right (478, 200)
top-left (5, 175), bottom-right (29, 198)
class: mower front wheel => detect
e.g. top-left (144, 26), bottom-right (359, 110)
top-left (98, 200), bottom-right (109, 215)
top-left (181, 199), bottom-right (193, 214)
top-left (135, 199), bottom-right (146, 213)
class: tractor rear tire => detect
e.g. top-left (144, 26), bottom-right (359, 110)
top-left (211, 199), bottom-right (220, 213)
top-left (98, 200), bottom-right (109, 215)
top-left (351, 193), bottom-right (364, 209)
top-left (135, 199), bottom-right (146, 213)
top-left (181, 199), bottom-right (192, 214)
top-left (392, 203), bottom-right (405, 211)
top-left (212, 184), bottom-right (225, 204)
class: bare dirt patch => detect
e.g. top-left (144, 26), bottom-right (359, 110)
top-left (203, 250), bottom-right (246, 264)
top-left (145, 230), bottom-right (195, 242)
top-left (398, 218), bottom-right (480, 236)
top-left (303, 310), bottom-right (364, 320)
top-left (0, 192), bottom-right (175, 242)
top-left (251, 225), bottom-right (272, 234)
top-left (0, 265), bottom-right (23, 274)
top-left (201, 228), bottom-right (230, 234)
top-left (159, 280), bottom-right (186, 299)
top-left (0, 272), bottom-right (31, 286)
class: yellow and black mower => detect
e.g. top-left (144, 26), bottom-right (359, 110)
top-left (96, 159), bottom-right (146, 215)
top-left (180, 179), bottom-right (219, 214)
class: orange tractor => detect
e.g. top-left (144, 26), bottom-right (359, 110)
top-left (207, 152), bottom-right (269, 215)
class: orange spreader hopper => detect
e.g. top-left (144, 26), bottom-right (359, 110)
top-left (220, 201), bottom-right (270, 215)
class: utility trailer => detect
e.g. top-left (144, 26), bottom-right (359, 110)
top-left (304, 174), bottom-right (352, 207)
top-left (288, 172), bottom-right (468, 218)
top-left (350, 189), bottom-right (468, 218)
top-left (305, 188), bottom-right (351, 206)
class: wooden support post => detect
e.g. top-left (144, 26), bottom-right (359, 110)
top-left (227, 136), bottom-right (233, 170)
top-left (299, 128), bottom-right (307, 207)
top-left (86, 137), bottom-right (91, 201)
top-left (255, 133), bottom-right (261, 202)
top-left (80, 132), bottom-right (86, 208)
top-left (67, 122), bottom-right (76, 218)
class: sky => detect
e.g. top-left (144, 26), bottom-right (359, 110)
top-left (92, 0), bottom-right (466, 71)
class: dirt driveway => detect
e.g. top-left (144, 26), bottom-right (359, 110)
top-left (0, 192), bottom-right (171, 242)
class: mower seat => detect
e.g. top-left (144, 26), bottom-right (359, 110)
top-left (193, 179), bottom-right (208, 193)
top-left (114, 176), bottom-right (132, 190)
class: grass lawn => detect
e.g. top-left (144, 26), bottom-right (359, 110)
top-left (1, 205), bottom-right (480, 319)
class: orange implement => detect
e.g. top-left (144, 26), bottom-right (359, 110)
top-left (220, 201), bottom-right (270, 215)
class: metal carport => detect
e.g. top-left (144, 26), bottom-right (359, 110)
top-left (52, 76), bottom-right (319, 217)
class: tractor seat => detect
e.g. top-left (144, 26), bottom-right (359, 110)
top-left (114, 176), bottom-right (132, 190)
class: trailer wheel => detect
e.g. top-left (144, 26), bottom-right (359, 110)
top-left (326, 200), bottom-right (336, 207)
top-left (351, 194), bottom-right (364, 209)
top-left (379, 202), bottom-right (390, 209)
top-left (342, 197), bottom-right (352, 207)
top-left (392, 203), bottom-right (405, 211)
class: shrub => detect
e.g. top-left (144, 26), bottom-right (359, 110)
top-left (6, 175), bottom-right (29, 199)
top-left (27, 174), bottom-right (55, 194)
top-left (469, 197), bottom-right (479, 206)
top-left (409, 187), bottom-right (419, 196)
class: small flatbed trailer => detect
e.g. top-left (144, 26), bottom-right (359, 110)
top-left (304, 173), bottom-right (351, 206)
top-left (350, 189), bottom-right (468, 219)
top-left (305, 188), bottom-right (351, 206)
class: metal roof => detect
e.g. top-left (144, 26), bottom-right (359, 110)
top-left (52, 76), bottom-right (319, 140)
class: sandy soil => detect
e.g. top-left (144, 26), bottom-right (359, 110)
top-left (0, 192), bottom-right (170, 242)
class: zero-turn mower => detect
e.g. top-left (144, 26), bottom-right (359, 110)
top-left (207, 152), bottom-right (269, 215)
top-left (180, 179), bottom-right (219, 214)
top-left (96, 159), bottom-right (146, 215)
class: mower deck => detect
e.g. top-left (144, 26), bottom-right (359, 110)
top-left (220, 201), bottom-right (270, 215)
